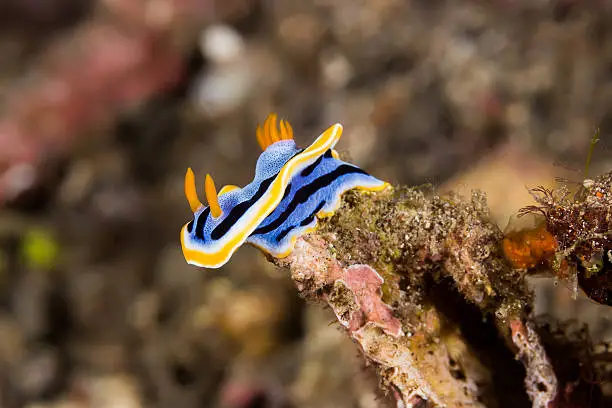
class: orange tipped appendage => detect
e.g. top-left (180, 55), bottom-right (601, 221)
top-left (256, 125), bottom-right (266, 150)
top-left (279, 119), bottom-right (294, 140)
top-left (185, 168), bottom-right (203, 213)
top-left (267, 113), bottom-right (280, 143)
top-left (205, 174), bottom-right (223, 218)
top-left (256, 113), bottom-right (294, 151)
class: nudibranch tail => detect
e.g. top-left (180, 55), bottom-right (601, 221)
top-left (204, 174), bottom-right (223, 218)
top-left (184, 167), bottom-right (203, 213)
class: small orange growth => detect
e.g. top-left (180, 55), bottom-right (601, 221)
top-left (502, 223), bottom-right (558, 269)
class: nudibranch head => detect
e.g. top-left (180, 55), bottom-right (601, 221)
top-left (181, 113), bottom-right (345, 268)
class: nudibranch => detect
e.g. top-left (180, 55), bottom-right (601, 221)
top-left (180, 113), bottom-right (389, 268)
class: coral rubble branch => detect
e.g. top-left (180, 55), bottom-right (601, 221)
top-left (271, 185), bottom-right (563, 407)
top-left (511, 319), bottom-right (558, 408)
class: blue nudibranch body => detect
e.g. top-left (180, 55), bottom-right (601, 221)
top-left (181, 113), bottom-right (389, 268)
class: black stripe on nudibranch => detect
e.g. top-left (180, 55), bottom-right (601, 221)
top-left (300, 155), bottom-right (323, 178)
top-left (186, 220), bottom-right (194, 233)
top-left (300, 150), bottom-right (334, 178)
top-left (194, 207), bottom-right (211, 240)
top-left (302, 200), bottom-right (327, 226)
top-left (282, 182), bottom-right (292, 201)
top-left (210, 175), bottom-right (276, 240)
top-left (275, 200), bottom-right (327, 242)
top-left (253, 164), bottom-right (368, 236)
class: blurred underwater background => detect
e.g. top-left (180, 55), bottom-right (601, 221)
top-left (0, 0), bottom-right (611, 407)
